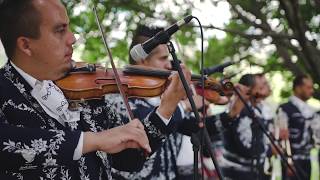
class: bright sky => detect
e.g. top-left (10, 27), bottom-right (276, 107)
top-left (158, 0), bottom-right (231, 39)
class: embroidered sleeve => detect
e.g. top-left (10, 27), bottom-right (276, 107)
top-left (104, 95), bottom-right (168, 171)
top-left (0, 117), bottom-right (81, 171)
top-left (110, 110), bottom-right (166, 171)
top-left (174, 111), bottom-right (220, 137)
top-left (104, 95), bottom-right (166, 146)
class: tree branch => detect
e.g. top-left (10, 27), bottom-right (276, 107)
top-left (190, 24), bottom-right (295, 40)
top-left (276, 40), bottom-right (313, 73)
top-left (226, 0), bottom-right (268, 30)
top-left (274, 43), bottom-right (305, 76)
top-left (279, 0), bottom-right (320, 80)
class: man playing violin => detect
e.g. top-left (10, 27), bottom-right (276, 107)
top-left (221, 73), bottom-right (273, 180)
top-left (0, 0), bottom-right (189, 179)
top-left (110, 25), bottom-right (244, 180)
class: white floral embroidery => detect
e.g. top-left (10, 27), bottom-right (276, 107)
top-left (4, 64), bottom-right (14, 81)
top-left (14, 82), bottom-right (26, 94)
top-left (3, 140), bottom-right (21, 152)
top-left (3, 64), bottom-right (60, 129)
top-left (44, 167), bottom-right (58, 180)
top-left (2, 99), bottom-right (36, 113)
top-left (31, 139), bottom-right (48, 153)
top-left (111, 96), bottom-right (181, 179)
top-left (93, 107), bottom-right (103, 115)
top-left (4, 64), bottom-right (26, 94)
top-left (113, 134), bottom-right (182, 179)
top-left (43, 157), bottom-right (57, 167)
top-left (61, 168), bottom-right (72, 180)
top-left (2, 129), bottom-right (66, 175)
top-left (102, 95), bottom-right (124, 127)
top-left (11, 173), bottom-right (24, 180)
top-left (79, 157), bottom-right (90, 180)
top-left (237, 116), bottom-right (252, 148)
top-left (4, 63), bottom-right (11, 72)
top-left (67, 121), bottom-right (79, 131)
top-left (104, 94), bottom-right (128, 118)
top-left (81, 103), bottom-right (97, 132)
top-left (1, 63), bottom-right (113, 179)
top-left (96, 151), bottom-right (112, 179)
top-left (142, 113), bottom-right (165, 139)
top-left (132, 99), bottom-right (151, 109)
top-left (106, 95), bottom-right (165, 142)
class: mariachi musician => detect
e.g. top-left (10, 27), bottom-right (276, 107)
top-left (221, 73), bottom-right (272, 180)
top-left (277, 75), bottom-right (320, 180)
top-left (110, 25), bottom-right (238, 180)
top-left (0, 0), bottom-right (190, 179)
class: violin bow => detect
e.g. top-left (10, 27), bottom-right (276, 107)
top-left (93, 5), bottom-right (135, 121)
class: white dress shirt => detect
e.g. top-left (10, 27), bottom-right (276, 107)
top-left (289, 95), bottom-right (316, 118)
top-left (146, 96), bottom-right (177, 125)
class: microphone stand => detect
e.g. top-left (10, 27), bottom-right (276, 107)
top-left (251, 112), bottom-right (259, 179)
top-left (167, 41), bottom-right (224, 180)
top-left (232, 86), bottom-right (302, 180)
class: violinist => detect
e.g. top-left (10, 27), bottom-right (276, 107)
top-left (0, 0), bottom-right (188, 179)
top-left (110, 25), bottom-right (237, 180)
top-left (221, 73), bottom-right (272, 180)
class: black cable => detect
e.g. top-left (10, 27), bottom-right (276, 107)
top-left (191, 16), bottom-right (206, 180)
top-left (168, 41), bottom-right (224, 180)
top-left (190, 16), bottom-right (225, 180)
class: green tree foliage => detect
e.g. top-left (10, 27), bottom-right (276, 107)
top-left (63, 0), bottom-right (158, 62)
top-left (64, 0), bottom-right (320, 100)
top-left (195, 0), bottom-right (320, 100)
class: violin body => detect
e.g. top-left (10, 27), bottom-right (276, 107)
top-left (55, 66), bottom-right (167, 101)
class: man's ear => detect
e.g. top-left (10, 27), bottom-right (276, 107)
top-left (16, 37), bottom-right (32, 56)
top-left (140, 59), bottom-right (148, 65)
top-left (294, 87), bottom-right (301, 95)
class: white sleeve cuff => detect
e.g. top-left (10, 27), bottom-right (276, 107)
top-left (73, 132), bottom-right (84, 160)
top-left (156, 109), bottom-right (172, 126)
top-left (177, 102), bottom-right (186, 119)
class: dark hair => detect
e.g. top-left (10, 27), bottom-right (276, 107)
top-left (293, 74), bottom-right (310, 90)
top-left (254, 73), bottom-right (265, 77)
top-left (129, 25), bottom-right (164, 65)
top-left (239, 74), bottom-right (256, 87)
top-left (0, 0), bottom-right (41, 59)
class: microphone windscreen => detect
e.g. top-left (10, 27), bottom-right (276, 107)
top-left (130, 44), bottom-right (149, 62)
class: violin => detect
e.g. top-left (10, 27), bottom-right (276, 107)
top-left (123, 65), bottom-right (234, 104)
top-left (55, 63), bottom-right (233, 104)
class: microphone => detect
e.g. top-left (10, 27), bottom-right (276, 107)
top-left (202, 59), bottom-right (242, 75)
top-left (130, 15), bottom-right (193, 61)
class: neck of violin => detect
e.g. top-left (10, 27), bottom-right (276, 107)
top-left (123, 65), bottom-right (203, 81)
